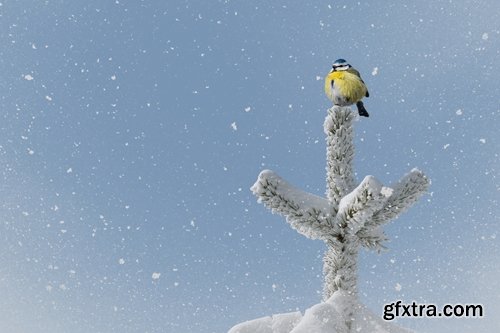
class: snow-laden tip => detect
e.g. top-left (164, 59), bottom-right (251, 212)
top-left (251, 169), bottom-right (330, 214)
top-left (323, 106), bottom-right (356, 135)
top-left (250, 169), bottom-right (276, 194)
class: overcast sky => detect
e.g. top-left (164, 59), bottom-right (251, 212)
top-left (0, 1), bottom-right (498, 332)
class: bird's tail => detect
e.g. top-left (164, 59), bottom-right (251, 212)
top-left (356, 101), bottom-right (369, 117)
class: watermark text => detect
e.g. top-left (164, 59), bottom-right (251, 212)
top-left (383, 300), bottom-right (484, 321)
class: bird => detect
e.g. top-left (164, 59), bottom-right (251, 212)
top-left (324, 59), bottom-right (370, 117)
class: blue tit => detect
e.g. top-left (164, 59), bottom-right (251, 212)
top-left (324, 59), bottom-right (370, 117)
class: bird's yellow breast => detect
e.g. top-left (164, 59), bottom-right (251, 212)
top-left (324, 71), bottom-right (367, 104)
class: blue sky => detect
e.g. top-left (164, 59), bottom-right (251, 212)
top-left (0, 1), bottom-right (498, 332)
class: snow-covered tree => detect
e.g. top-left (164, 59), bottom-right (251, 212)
top-left (249, 106), bottom-right (429, 332)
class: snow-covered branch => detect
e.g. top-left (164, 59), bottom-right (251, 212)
top-left (356, 227), bottom-right (388, 251)
top-left (251, 170), bottom-right (334, 240)
top-left (324, 106), bottom-right (356, 211)
top-left (323, 239), bottom-right (359, 300)
top-left (368, 168), bottom-right (429, 228)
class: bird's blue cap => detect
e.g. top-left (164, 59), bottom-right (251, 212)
top-left (333, 58), bottom-right (347, 67)
top-left (332, 58), bottom-right (351, 71)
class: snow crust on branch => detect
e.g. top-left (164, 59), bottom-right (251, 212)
top-left (336, 175), bottom-right (386, 235)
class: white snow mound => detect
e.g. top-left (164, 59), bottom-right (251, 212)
top-left (228, 292), bottom-right (413, 333)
